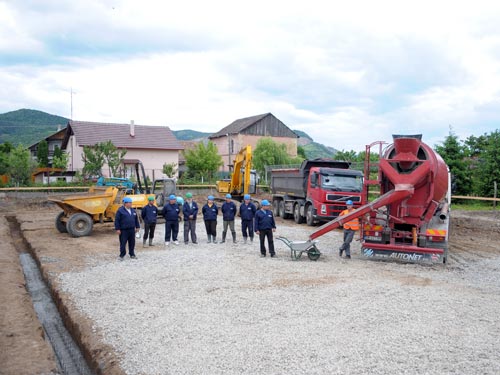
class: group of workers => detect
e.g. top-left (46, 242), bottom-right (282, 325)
top-left (114, 193), bottom-right (277, 261)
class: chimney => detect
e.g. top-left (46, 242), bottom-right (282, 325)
top-left (130, 120), bottom-right (135, 137)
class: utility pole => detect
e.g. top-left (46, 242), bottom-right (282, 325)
top-left (227, 133), bottom-right (231, 173)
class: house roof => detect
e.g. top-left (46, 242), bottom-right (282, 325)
top-left (28, 127), bottom-right (67, 150)
top-left (210, 113), bottom-right (298, 139)
top-left (62, 121), bottom-right (183, 151)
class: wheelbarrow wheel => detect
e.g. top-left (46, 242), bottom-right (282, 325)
top-left (67, 213), bottom-right (93, 237)
top-left (55, 211), bottom-right (68, 233)
top-left (307, 249), bottom-right (321, 261)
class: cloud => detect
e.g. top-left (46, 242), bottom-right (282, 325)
top-left (2, 0), bottom-right (500, 151)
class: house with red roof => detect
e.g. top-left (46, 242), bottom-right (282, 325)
top-left (61, 120), bottom-right (183, 179)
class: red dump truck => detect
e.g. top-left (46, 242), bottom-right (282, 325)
top-left (270, 159), bottom-right (365, 226)
top-left (309, 134), bottom-right (451, 263)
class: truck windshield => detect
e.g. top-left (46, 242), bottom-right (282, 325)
top-left (321, 174), bottom-right (363, 192)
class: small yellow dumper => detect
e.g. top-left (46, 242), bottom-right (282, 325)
top-left (49, 186), bottom-right (153, 237)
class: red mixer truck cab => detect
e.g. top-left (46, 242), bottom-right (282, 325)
top-left (270, 159), bottom-right (365, 226)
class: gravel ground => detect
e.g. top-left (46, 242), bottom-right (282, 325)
top-left (59, 219), bottom-right (500, 375)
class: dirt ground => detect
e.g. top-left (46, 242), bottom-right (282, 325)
top-left (0, 196), bottom-right (499, 375)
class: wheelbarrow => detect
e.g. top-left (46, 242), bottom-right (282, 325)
top-left (276, 237), bottom-right (321, 261)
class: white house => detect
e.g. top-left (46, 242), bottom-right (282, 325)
top-left (62, 120), bottom-right (183, 179)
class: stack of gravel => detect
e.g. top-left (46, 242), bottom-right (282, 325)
top-left (59, 220), bottom-right (500, 375)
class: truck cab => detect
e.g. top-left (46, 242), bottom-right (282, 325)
top-left (271, 159), bottom-right (364, 226)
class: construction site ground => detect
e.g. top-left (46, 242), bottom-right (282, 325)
top-left (1, 196), bottom-right (499, 374)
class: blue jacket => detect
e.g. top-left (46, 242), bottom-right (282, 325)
top-left (115, 206), bottom-right (140, 230)
top-left (141, 204), bottom-right (158, 224)
top-left (254, 209), bottom-right (276, 231)
top-left (239, 202), bottom-right (257, 221)
top-left (221, 201), bottom-right (237, 221)
top-left (183, 200), bottom-right (199, 220)
top-left (163, 202), bottom-right (180, 221)
top-left (202, 203), bottom-right (218, 221)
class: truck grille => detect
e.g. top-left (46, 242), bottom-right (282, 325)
top-left (326, 195), bottom-right (361, 202)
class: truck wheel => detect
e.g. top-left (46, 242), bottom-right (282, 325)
top-left (278, 201), bottom-right (286, 218)
top-left (272, 200), bottom-right (280, 217)
top-left (306, 205), bottom-right (315, 226)
top-left (55, 211), bottom-right (67, 233)
top-left (67, 213), bottom-right (93, 237)
top-left (293, 203), bottom-right (304, 224)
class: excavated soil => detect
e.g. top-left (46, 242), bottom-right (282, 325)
top-left (0, 196), bottom-right (499, 374)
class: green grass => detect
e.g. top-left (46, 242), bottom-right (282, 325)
top-left (451, 200), bottom-right (498, 210)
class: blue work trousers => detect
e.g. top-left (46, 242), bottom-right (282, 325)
top-left (119, 228), bottom-right (136, 258)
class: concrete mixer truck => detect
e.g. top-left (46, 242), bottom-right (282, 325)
top-left (309, 134), bottom-right (451, 263)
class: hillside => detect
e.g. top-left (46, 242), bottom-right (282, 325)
top-left (0, 109), bottom-right (338, 158)
top-left (172, 129), bottom-right (212, 140)
top-left (0, 109), bottom-right (68, 146)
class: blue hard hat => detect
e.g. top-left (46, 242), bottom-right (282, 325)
top-left (208, 195), bottom-right (214, 200)
top-left (123, 197), bottom-right (133, 203)
top-left (244, 194), bottom-right (251, 200)
top-left (176, 196), bottom-right (184, 205)
top-left (346, 200), bottom-right (353, 205)
top-left (226, 194), bottom-right (232, 199)
top-left (261, 199), bottom-right (270, 206)
top-left (169, 194), bottom-right (176, 200)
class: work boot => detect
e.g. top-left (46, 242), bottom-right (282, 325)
top-left (143, 240), bottom-right (146, 248)
top-left (207, 235), bottom-right (212, 244)
top-left (243, 237), bottom-right (247, 244)
top-left (232, 232), bottom-right (237, 244)
top-left (213, 237), bottom-right (218, 244)
top-left (221, 232), bottom-right (226, 243)
top-left (149, 239), bottom-right (154, 246)
top-left (250, 237), bottom-right (254, 243)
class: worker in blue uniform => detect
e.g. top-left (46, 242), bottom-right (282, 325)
top-left (239, 194), bottom-right (257, 244)
top-left (182, 192), bottom-right (198, 244)
top-left (141, 196), bottom-right (158, 247)
top-left (254, 200), bottom-right (276, 257)
top-left (115, 196), bottom-right (140, 260)
top-left (221, 193), bottom-right (237, 243)
top-left (202, 195), bottom-right (219, 243)
top-left (163, 194), bottom-right (181, 246)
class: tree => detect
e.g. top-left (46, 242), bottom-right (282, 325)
top-left (82, 145), bottom-right (105, 178)
top-left (37, 139), bottom-right (49, 167)
top-left (7, 145), bottom-right (37, 186)
top-left (52, 151), bottom-right (69, 170)
top-left (0, 142), bottom-right (14, 175)
top-left (297, 145), bottom-right (307, 159)
top-left (334, 150), bottom-right (358, 162)
top-left (162, 162), bottom-right (178, 178)
top-left (252, 137), bottom-right (292, 176)
top-left (434, 131), bottom-right (472, 195)
top-left (474, 130), bottom-right (500, 197)
top-left (53, 145), bottom-right (63, 159)
top-left (184, 141), bottom-right (223, 181)
top-left (100, 140), bottom-right (127, 177)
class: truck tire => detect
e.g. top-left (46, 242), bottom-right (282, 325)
top-left (272, 200), bottom-right (280, 217)
top-left (55, 211), bottom-right (67, 233)
top-left (278, 201), bottom-right (286, 218)
top-left (67, 213), bottom-right (93, 237)
top-left (306, 205), bottom-right (315, 226)
top-left (293, 203), bottom-right (304, 224)
top-left (279, 201), bottom-right (292, 219)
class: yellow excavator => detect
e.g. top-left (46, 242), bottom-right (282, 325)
top-left (216, 145), bottom-right (257, 202)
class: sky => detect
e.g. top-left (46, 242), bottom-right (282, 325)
top-left (2, 0), bottom-right (500, 152)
